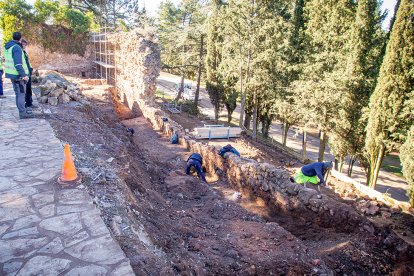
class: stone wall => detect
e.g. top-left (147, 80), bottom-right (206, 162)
top-left (136, 98), bottom-right (367, 230)
top-left (27, 44), bottom-right (94, 77)
top-left (109, 29), bottom-right (161, 111)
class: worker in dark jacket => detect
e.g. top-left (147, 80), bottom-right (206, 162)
top-left (294, 161), bottom-right (333, 185)
top-left (186, 153), bottom-right (207, 182)
top-left (21, 39), bottom-right (37, 111)
top-left (218, 144), bottom-right (240, 157)
top-left (4, 32), bottom-right (32, 119)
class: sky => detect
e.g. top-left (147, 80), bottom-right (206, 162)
top-left (139, 0), bottom-right (397, 30)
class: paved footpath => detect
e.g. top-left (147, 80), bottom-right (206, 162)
top-left (0, 83), bottom-right (134, 276)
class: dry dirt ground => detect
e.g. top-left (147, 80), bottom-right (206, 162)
top-left (34, 80), bottom-right (414, 275)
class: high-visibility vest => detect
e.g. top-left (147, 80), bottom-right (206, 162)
top-left (4, 44), bottom-right (29, 76)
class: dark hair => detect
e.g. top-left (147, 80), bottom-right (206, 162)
top-left (21, 38), bottom-right (28, 45)
top-left (12, 32), bottom-right (22, 41)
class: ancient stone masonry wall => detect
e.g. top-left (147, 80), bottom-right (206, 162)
top-left (109, 29), bottom-right (161, 110)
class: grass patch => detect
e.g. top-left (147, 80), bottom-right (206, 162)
top-left (381, 165), bottom-right (404, 177)
top-left (155, 90), bottom-right (174, 101)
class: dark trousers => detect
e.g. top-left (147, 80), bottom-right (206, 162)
top-left (186, 159), bottom-right (207, 182)
top-left (0, 70), bottom-right (3, 96)
top-left (25, 76), bottom-right (32, 107)
top-left (12, 80), bottom-right (27, 113)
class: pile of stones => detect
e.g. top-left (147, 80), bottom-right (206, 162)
top-left (37, 73), bottom-right (84, 106)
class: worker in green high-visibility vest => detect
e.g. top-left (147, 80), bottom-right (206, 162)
top-left (4, 32), bottom-right (33, 119)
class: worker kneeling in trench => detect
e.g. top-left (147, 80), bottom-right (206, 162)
top-left (186, 153), bottom-right (207, 182)
top-left (293, 161), bottom-right (333, 189)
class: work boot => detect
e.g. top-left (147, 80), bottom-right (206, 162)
top-left (28, 104), bottom-right (39, 109)
top-left (26, 105), bottom-right (39, 112)
top-left (19, 112), bottom-right (34, 119)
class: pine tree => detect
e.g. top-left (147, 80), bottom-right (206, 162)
top-left (365, 0), bottom-right (414, 188)
top-left (329, 0), bottom-right (385, 175)
top-left (400, 126), bottom-right (414, 207)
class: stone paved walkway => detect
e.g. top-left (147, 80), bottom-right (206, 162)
top-left (0, 83), bottom-right (134, 275)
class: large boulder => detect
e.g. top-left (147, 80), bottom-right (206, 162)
top-left (48, 97), bottom-right (58, 106)
top-left (58, 93), bottom-right (70, 104)
top-left (49, 88), bottom-right (64, 98)
top-left (38, 96), bottom-right (48, 104)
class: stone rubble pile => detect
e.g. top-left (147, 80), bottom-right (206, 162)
top-left (37, 72), bottom-right (87, 105)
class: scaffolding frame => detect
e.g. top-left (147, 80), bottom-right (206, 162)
top-left (91, 26), bottom-right (116, 85)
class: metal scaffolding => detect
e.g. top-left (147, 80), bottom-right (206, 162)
top-left (91, 27), bottom-right (116, 85)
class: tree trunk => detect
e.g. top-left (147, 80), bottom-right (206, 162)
top-left (239, 49), bottom-right (251, 128)
top-left (369, 145), bottom-right (385, 189)
top-left (348, 156), bottom-right (356, 177)
top-left (318, 108), bottom-right (328, 162)
top-left (261, 118), bottom-right (271, 138)
top-left (194, 34), bottom-right (204, 107)
top-left (214, 105), bottom-right (219, 122)
top-left (318, 130), bottom-right (326, 162)
top-left (302, 129), bottom-right (307, 162)
top-left (282, 122), bottom-right (290, 147)
top-left (252, 90), bottom-right (258, 140)
top-left (244, 113), bottom-right (251, 129)
top-left (338, 157), bottom-right (344, 173)
top-left (227, 110), bottom-right (232, 123)
top-left (176, 75), bottom-right (184, 101)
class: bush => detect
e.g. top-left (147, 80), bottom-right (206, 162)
top-left (178, 99), bottom-right (199, 116)
top-left (0, 0), bottom-right (96, 55)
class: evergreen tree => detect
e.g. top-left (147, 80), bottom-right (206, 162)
top-left (364, 0), bottom-right (414, 188)
top-left (157, 0), bottom-right (207, 104)
top-left (278, 0), bottom-right (306, 146)
top-left (205, 0), bottom-right (224, 121)
top-left (295, 0), bottom-right (356, 162)
top-left (400, 126), bottom-right (414, 207)
top-left (329, 0), bottom-right (385, 175)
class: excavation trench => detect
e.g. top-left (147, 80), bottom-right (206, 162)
top-left (45, 83), bottom-right (413, 275)
top-left (121, 111), bottom-right (413, 275)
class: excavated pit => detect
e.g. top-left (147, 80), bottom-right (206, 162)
top-left (41, 81), bottom-right (414, 275)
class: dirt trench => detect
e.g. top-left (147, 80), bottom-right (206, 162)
top-left (43, 84), bottom-right (414, 275)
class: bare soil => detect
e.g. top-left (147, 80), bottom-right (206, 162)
top-left (37, 81), bottom-right (414, 275)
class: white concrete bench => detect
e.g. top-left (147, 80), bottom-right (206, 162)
top-left (194, 126), bottom-right (242, 140)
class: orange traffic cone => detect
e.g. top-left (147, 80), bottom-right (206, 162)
top-left (58, 144), bottom-right (81, 185)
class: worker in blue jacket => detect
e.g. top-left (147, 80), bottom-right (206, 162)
top-left (186, 153), bottom-right (207, 182)
top-left (294, 161), bottom-right (333, 186)
top-left (4, 32), bottom-right (32, 119)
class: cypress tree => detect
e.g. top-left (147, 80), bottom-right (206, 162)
top-left (296, 0), bottom-right (356, 162)
top-left (329, 0), bottom-right (385, 175)
top-left (365, 0), bottom-right (414, 188)
top-left (400, 126), bottom-right (414, 207)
